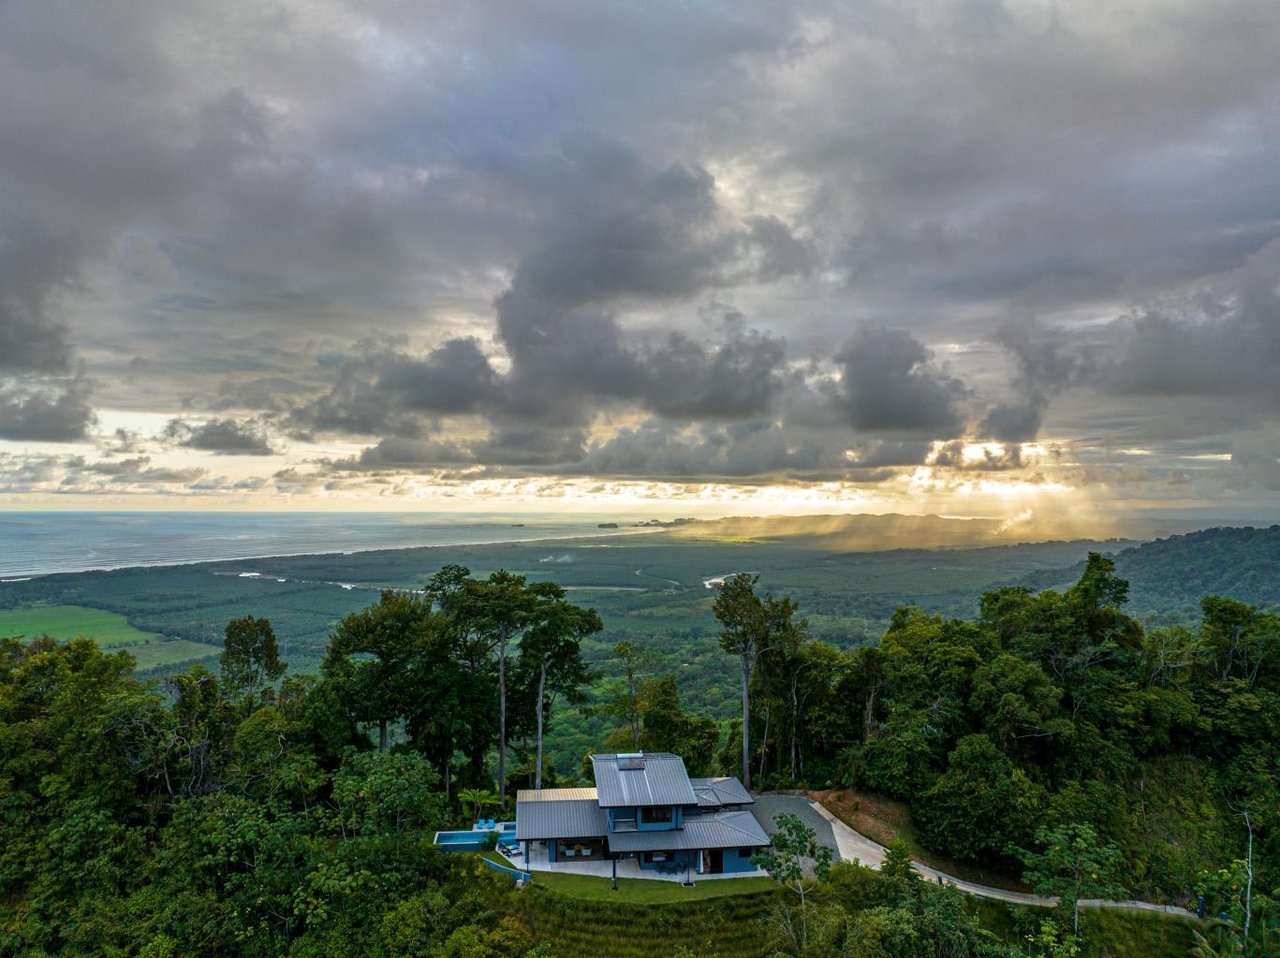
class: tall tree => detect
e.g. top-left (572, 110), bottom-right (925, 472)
top-left (427, 567), bottom-right (558, 801)
top-left (605, 640), bottom-right (649, 751)
top-left (713, 573), bottom-right (801, 790)
top-left (755, 616), bottom-right (815, 782)
top-left (322, 591), bottom-right (433, 752)
top-left (516, 593), bottom-right (601, 789)
top-left (220, 616), bottom-right (286, 711)
top-left (403, 611), bottom-right (495, 800)
top-left (474, 571), bottom-right (534, 803)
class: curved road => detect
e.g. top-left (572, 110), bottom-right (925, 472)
top-left (754, 794), bottom-right (1196, 919)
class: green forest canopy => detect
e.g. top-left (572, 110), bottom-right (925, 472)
top-left (1, 556), bottom-right (1276, 956)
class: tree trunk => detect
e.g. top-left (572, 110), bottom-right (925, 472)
top-left (759, 706), bottom-right (770, 781)
top-left (378, 718), bottom-right (388, 753)
top-left (1244, 809), bottom-right (1254, 943)
top-left (498, 639), bottom-right (508, 801)
top-left (535, 662), bottom-right (548, 790)
top-left (626, 657), bottom-right (641, 750)
top-left (741, 660), bottom-right (752, 791)
top-left (789, 674), bottom-right (799, 782)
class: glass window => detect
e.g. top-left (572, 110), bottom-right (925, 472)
top-left (641, 806), bottom-right (673, 823)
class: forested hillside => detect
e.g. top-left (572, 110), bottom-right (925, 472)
top-left (2, 557), bottom-right (1276, 956)
top-left (4, 525), bottom-right (1280, 782)
top-left (1017, 526), bottom-right (1280, 621)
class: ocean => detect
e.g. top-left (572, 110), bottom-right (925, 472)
top-left (0, 512), bottom-right (627, 580)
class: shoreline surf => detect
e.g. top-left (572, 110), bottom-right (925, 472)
top-left (0, 516), bottom-right (656, 581)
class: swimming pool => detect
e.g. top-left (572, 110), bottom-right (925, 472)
top-left (433, 830), bottom-right (491, 852)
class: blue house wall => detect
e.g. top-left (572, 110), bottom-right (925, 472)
top-left (607, 806), bottom-right (683, 831)
top-left (636, 849), bottom-right (699, 871)
top-left (632, 845), bottom-right (759, 873)
top-left (720, 847), bottom-right (759, 873)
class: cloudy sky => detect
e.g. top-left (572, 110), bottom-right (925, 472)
top-left (2, 0), bottom-right (1279, 527)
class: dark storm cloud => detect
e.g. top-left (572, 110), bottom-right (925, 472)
top-left (640, 322), bottom-right (794, 421)
top-left (163, 417), bottom-right (276, 456)
top-left (487, 134), bottom-right (809, 424)
top-left (829, 325), bottom-right (966, 436)
top-left (472, 425), bottom-right (589, 468)
top-left (333, 436), bottom-right (470, 470)
top-left (979, 321), bottom-right (1093, 442)
top-left (292, 337), bottom-right (500, 437)
top-left (290, 140), bottom-right (807, 435)
top-left (1102, 240), bottom-right (1280, 408)
top-left (803, 1), bottom-right (1280, 312)
top-left (571, 419), bottom-right (844, 480)
top-left (0, 375), bottom-right (95, 442)
top-left (0, 227), bottom-right (81, 375)
top-left (3, 0), bottom-right (1280, 501)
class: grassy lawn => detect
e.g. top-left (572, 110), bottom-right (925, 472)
top-left (504, 860), bottom-right (777, 903)
top-left (811, 788), bottom-right (1031, 892)
top-left (0, 605), bottom-right (160, 647)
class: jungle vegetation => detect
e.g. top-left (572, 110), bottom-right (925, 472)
top-left (1, 552), bottom-right (1276, 955)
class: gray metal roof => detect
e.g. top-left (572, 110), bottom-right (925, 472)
top-left (605, 810), bottom-right (771, 853)
top-left (689, 777), bottom-right (754, 808)
top-left (515, 798), bottom-right (608, 841)
top-left (590, 752), bottom-right (697, 808)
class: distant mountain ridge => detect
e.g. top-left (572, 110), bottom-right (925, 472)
top-left (1015, 525), bottom-right (1280, 619)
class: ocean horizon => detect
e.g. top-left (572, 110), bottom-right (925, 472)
top-left (0, 511), bottom-right (636, 580)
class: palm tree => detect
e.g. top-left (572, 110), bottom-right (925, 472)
top-left (458, 787), bottom-right (499, 825)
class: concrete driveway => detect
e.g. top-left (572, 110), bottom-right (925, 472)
top-left (754, 792), bottom-right (1196, 917)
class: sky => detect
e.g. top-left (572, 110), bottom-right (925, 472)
top-left (1, 0), bottom-right (1279, 529)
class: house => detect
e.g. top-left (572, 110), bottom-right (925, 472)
top-left (514, 752), bottom-right (769, 875)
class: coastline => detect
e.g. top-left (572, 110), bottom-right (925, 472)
top-left (0, 525), bottom-right (659, 582)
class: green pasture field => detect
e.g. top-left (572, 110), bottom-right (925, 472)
top-left (0, 605), bottom-right (159, 647)
top-left (129, 638), bottom-right (222, 671)
top-left (0, 604), bottom-right (221, 674)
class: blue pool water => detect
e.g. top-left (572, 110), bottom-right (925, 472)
top-left (434, 830), bottom-right (489, 850)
